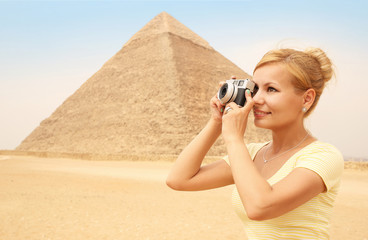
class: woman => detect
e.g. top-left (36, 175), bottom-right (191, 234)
top-left (166, 47), bottom-right (344, 239)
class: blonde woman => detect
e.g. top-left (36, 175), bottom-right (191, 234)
top-left (166, 48), bottom-right (344, 239)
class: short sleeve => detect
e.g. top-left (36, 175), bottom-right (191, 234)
top-left (222, 155), bottom-right (230, 165)
top-left (295, 142), bottom-right (344, 191)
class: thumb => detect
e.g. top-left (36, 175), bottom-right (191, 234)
top-left (243, 89), bottom-right (255, 113)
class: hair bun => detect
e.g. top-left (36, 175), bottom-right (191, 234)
top-left (305, 48), bottom-right (334, 83)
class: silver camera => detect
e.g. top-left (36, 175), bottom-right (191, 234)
top-left (217, 78), bottom-right (257, 107)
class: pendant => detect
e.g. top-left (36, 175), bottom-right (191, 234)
top-left (264, 159), bottom-right (268, 163)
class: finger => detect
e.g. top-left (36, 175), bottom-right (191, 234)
top-left (217, 100), bottom-right (225, 113)
top-left (213, 96), bottom-right (224, 107)
top-left (225, 102), bottom-right (240, 112)
top-left (227, 102), bottom-right (240, 109)
top-left (243, 89), bottom-right (255, 112)
top-left (211, 96), bottom-right (225, 112)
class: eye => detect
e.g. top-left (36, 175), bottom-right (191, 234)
top-left (252, 85), bottom-right (259, 96)
top-left (267, 87), bottom-right (278, 92)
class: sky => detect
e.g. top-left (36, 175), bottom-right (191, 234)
top-left (0, 0), bottom-right (367, 159)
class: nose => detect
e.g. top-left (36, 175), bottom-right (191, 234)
top-left (252, 89), bottom-right (264, 105)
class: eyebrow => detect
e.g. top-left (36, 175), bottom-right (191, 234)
top-left (256, 81), bottom-right (279, 87)
top-left (265, 81), bottom-right (279, 86)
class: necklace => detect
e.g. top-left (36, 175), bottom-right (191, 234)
top-left (263, 132), bottom-right (309, 163)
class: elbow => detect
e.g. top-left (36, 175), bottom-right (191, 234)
top-left (244, 200), bottom-right (273, 221)
top-left (246, 208), bottom-right (268, 221)
top-left (166, 176), bottom-right (186, 191)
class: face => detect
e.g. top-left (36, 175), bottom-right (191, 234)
top-left (252, 63), bottom-right (305, 130)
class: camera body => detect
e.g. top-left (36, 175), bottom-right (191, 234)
top-left (217, 78), bottom-right (257, 107)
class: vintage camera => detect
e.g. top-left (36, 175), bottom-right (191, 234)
top-left (217, 78), bottom-right (257, 107)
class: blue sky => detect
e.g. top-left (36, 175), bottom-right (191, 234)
top-left (1, 0), bottom-right (367, 158)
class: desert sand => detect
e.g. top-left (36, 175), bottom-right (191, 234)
top-left (0, 155), bottom-right (367, 240)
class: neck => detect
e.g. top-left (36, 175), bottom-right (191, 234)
top-left (270, 124), bottom-right (309, 153)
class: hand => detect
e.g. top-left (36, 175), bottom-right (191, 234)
top-left (210, 81), bottom-right (226, 123)
top-left (222, 89), bottom-right (255, 144)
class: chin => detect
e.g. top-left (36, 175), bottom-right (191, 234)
top-left (254, 119), bottom-right (272, 129)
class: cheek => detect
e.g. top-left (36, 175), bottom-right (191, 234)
top-left (272, 95), bottom-right (302, 115)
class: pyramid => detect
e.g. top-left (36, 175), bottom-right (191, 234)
top-left (17, 12), bottom-right (270, 156)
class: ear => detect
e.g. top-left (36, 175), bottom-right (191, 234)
top-left (303, 88), bottom-right (316, 110)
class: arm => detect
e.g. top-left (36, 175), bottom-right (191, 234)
top-left (222, 92), bottom-right (325, 220)
top-left (166, 118), bottom-right (234, 191)
top-left (166, 84), bottom-right (234, 191)
top-left (226, 140), bottom-right (324, 220)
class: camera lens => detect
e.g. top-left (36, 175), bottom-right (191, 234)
top-left (217, 82), bottom-right (237, 105)
top-left (220, 84), bottom-right (228, 98)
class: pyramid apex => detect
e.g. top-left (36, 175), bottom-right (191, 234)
top-left (17, 11), bottom-right (270, 156)
top-left (157, 11), bottom-right (170, 16)
top-left (124, 12), bottom-right (212, 49)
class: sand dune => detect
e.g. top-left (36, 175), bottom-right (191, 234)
top-left (0, 155), bottom-right (367, 240)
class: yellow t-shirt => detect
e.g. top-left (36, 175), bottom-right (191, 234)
top-left (224, 141), bottom-right (344, 240)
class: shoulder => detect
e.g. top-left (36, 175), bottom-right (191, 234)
top-left (295, 141), bottom-right (344, 190)
top-left (303, 141), bottom-right (342, 155)
top-left (299, 141), bottom-right (344, 166)
top-left (247, 142), bottom-right (269, 157)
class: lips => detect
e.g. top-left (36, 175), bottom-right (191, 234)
top-left (253, 109), bottom-right (271, 117)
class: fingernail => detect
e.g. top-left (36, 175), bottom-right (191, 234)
top-left (246, 89), bottom-right (251, 95)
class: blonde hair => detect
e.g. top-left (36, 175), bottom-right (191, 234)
top-left (254, 48), bottom-right (334, 117)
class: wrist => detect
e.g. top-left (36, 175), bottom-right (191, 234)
top-left (208, 117), bottom-right (222, 130)
top-left (224, 137), bottom-right (245, 148)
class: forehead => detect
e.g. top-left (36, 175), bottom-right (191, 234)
top-left (253, 63), bottom-right (295, 86)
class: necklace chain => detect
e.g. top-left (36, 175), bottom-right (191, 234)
top-left (263, 132), bottom-right (309, 163)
